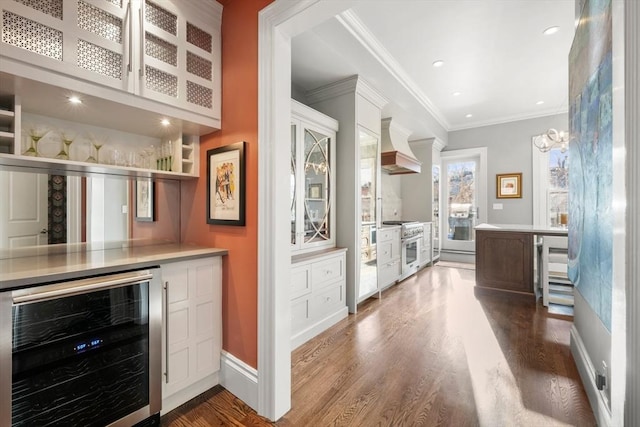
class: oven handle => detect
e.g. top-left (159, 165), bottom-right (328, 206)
top-left (12, 271), bottom-right (154, 305)
top-left (403, 235), bottom-right (423, 245)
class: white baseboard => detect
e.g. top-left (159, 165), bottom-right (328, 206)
top-left (220, 350), bottom-right (259, 410)
top-left (291, 307), bottom-right (348, 350)
top-left (161, 372), bottom-right (219, 415)
top-left (570, 325), bottom-right (612, 427)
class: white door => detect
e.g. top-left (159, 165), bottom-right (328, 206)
top-left (440, 148), bottom-right (487, 253)
top-left (0, 171), bottom-right (48, 248)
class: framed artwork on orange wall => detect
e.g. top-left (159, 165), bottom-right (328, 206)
top-left (496, 172), bottom-right (522, 199)
top-left (206, 141), bottom-right (246, 226)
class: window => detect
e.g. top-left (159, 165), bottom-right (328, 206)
top-left (533, 144), bottom-right (569, 228)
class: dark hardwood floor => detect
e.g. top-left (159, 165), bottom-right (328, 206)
top-left (161, 264), bottom-right (596, 426)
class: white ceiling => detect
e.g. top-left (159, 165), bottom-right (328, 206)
top-left (291, 0), bottom-right (576, 142)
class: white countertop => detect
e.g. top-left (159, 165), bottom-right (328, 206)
top-left (0, 243), bottom-right (227, 291)
top-left (475, 223), bottom-right (568, 235)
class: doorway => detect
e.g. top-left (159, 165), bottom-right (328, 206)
top-left (440, 147), bottom-right (487, 254)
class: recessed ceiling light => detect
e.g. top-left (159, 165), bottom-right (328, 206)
top-left (465, 114), bottom-right (473, 118)
top-left (432, 60), bottom-right (444, 68)
top-left (161, 119), bottom-right (171, 126)
top-left (68, 96), bottom-right (82, 104)
top-left (543, 26), bottom-right (560, 35)
top-left (536, 100), bottom-right (545, 105)
top-left (452, 91), bottom-right (461, 97)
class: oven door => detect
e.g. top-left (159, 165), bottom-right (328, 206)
top-left (402, 235), bottom-right (422, 277)
top-left (0, 269), bottom-right (162, 427)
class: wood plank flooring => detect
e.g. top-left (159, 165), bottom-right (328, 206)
top-left (161, 264), bottom-right (596, 426)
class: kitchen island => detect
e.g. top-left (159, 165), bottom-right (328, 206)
top-left (474, 223), bottom-right (567, 299)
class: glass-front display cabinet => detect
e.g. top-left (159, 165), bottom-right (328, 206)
top-left (432, 163), bottom-right (441, 261)
top-left (357, 127), bottom-right (380, 301)
top-left (290, 100), bottom-right (338, 253)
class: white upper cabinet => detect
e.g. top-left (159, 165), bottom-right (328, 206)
top-left (290, 100), bottom-right (338, 254)
top-left (0, 0), bottom-right (221, 131)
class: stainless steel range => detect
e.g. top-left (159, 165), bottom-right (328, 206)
top-left (382, 221), bottom-right (424, 279)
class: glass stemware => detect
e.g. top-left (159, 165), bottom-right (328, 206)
top-left (60, 131), bottom-right (76, 161)
top-left (23, 126), bottom-right (50, 157)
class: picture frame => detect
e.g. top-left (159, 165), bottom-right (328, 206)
top-left (308, 183), bottom-right (323, 199)
top-left (135, 178), bottom-right (155, 222)
top-left (496, 172), bottom-right (522, 199)
top-left (207, 141), bottom-right (246, 226)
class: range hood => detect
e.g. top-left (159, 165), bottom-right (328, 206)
top-left (380, 118), bottom-right (421, 174)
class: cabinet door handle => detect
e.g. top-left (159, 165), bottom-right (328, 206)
top-left (139, 2), bottom-right (145, 78)
top-left (127, 1), bottom-right (132, 73)
top-left (163, 280), bottom-right (169, 384)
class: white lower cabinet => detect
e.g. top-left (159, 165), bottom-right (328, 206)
top-left (377, 226), bottom-right (401, 289)
top-left (419, 222), bottom-right (433, 268)
top-left (291, 248), bottom-right (348, 349)
top-left (160, 256), bottom-right (222, 413)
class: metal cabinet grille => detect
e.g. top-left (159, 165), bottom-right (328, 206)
top-left (78, 1), bottom-right (122, 43)
top-left (145, 0), bottom-right (176, 36)
top-left (187, 51), bottom-right (211, 81)
top-left (105, 0), bottom-right (122, 7)
top-left (77, 39), bottom-right (122, 79)
top-left (186, 22), bottom-right (211, 53)
top-left (187, 81), bottom-right (212, 109)
top-left (146, 32), bottom-right (177, 66)
top-left (2, 11), bottom-right (63, 60)
top-left (146, 65), bottom-right (177, 97)
top-left (13, 0), bottom-right (62, 20)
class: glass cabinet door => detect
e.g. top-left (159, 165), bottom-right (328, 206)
top-left (303, 127), bottom-right (331, 244)
top-left (358, 129), bottom-right (379, 300)
top-left (290, 112), bottom-right (335, 253)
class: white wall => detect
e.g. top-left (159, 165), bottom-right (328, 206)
top-left (446, 113), bottom-right (567, 225)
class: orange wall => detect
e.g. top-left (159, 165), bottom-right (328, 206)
top-left (181, 0), bottom-right (273, 369)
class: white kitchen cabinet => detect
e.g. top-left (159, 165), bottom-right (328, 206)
top-left (291, 248), bottom-right (348, 349)
top-left (419, 222), bottom-right (433, 268)
top-left (290, 99), bottom-right (339, 253)
top-left (160, 256), bottom-right (222, 413)
top-left (377, 226), bottom-right (401, 288)
top-left (307, 76), bottom-right (387, 313)
top-left (0, 0), bottom-right (221, 130)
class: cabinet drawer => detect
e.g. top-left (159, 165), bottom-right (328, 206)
top-left (291, 265), bottom-right (312, 300)
top-left (379, 259), bottom-right (401, 287)
top-left (312, 282), bottom-right (344, 318)
top-left (311, 256), bottom-right (344, 288)
top-left (378, 227), bottom-right (400, 243)
top-left (378, 240), bottom-right (400, 264)
top-left (291, 297), bottom-right (311, 334)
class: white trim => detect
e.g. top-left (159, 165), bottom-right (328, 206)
top-left (291, 307), bottom-right (348, 350)
top-left (306, 75), bottom-right (388, 109)
top-left (570, 326), bottom-right (612, 427)
top-left (449, 109), bottom-right (570, 132)
top-left (219, 350), bottom-right (259, 410)
top-left (335, 10), bottom-right (449, 130)
top-left (67, 176), bottom-right (82, 243)
top-left (257, 0), bottom-right (357, 421)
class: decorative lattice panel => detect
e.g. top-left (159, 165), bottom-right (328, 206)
top-left (146, 65), bottom-right (177, 97)
top-left (145, 0), bottom-right (176, 36)
top-left (78, 1), bottom-right (122, 43)
top-left (77, 39), bottom-right (122, 79)
top-left (13, 0), bottom-right (62, 20)
top-left (186, 22), bottom-right (211, 53)
top-left (146, 32), bottom-right (177, 66)
top-left (2, 11), bottom-right (63, 60)
top-left (187, 81), bottom-right (212, 109)
top-left (104, 0), bottom-right (122, 7)
top-left (187, 51), bottom-right (211, 81)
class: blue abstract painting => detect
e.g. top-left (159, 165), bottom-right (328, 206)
top-left (568, 0), bottom-right (613, 331)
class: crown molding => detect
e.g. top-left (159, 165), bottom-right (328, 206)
top-left (449, 109), bottom-right (569, 132)
top-left (409, 137), bottom-right (447, 152)
top-left (335, 9), bottom-right (450, 130)
top-left (306, 75), bottom-right (388, 108)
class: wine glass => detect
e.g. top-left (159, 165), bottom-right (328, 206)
top-left (92, 135), bottom-right (106, 164)
top-left (60, 130), bottom-right (76, 160)
top-left (23, 125), bottom-right (49, 157)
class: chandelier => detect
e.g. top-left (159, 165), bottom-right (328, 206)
top-left (533, 129), bottom-right (569, 153)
